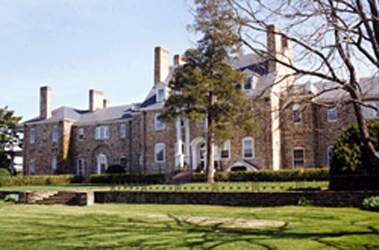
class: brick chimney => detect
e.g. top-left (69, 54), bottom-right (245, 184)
top-left (267, 24), bottom-right (293, 71)
top-left (89, 89), bottom-right (104, 112)
top-left (154, 46), bottom-right (170, 85)
top-left (40, 86), bottom-right (52, 120)
top-left (173, 54), bottom-right (185, 66)
top-left (103, 99), bottom-right (109, 108)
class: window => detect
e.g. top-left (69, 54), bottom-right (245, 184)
top-left (30, 128), bottom-right (35, 144)
top-left (244, 77), bottom-right (253, 90)
top-left (77, 159), bottom-right (85, 176)
top-left (156, 88), bottom-right (165, 102)
top-left (52, 126), bottom-right (58, 142)
top-left (327, 146), bottom-right (334, 167)
top-left (293, 148), bottom-right (305, 169)
top-left (120, 124), bottom-right (127, 138)
top-left (155, 143), bottom-right (165, 162)
top-left (155, 113), bottom-right (165, 130)
top-left (363, 102), bottom-right (379, 118)
top-left (242, 137), bottom-right (254, 159)
top-left (95, 126), bottom-right (110, 139)
top-left (78, 128), bottom-right (84, 141)
top-left (220, 140), bottom-right (231, 159)
top-left (97, 153), bottom-right (108, 174)
top-left (180, 117), bottom-right (186, 128)
top-left (29, 160), bottom-right (35, 175)
top-left (327, 107), bottom-right (338, 121)
top-left (119, 156), bottom-right (128, 171)
top-left (292, 104), bottom-right (302, 123)
top-left (51, 157), bottom-right (57, 175)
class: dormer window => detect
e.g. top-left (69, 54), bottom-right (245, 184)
top-left (156, 88), bottom-right (165, 102)
top-left (243, 75), bottom-right (257, 91)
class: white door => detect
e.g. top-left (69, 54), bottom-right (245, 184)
top-left (97, 153), bottom-right (108, 174)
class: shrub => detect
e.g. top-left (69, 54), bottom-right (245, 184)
top-left (229, 169), bottom-right (328, 182)
top-left (0, 175), bottom-right (77, 187)
top-left (330, 119), bottom-right (379, 190)
top-left (105, 165), bottom-right (126, 174)
top-left (0, 168), bottom-right (10, 177)
top-left (191, 172), bottom-right (227, 182)
top-left (89, 173), bottom-right (167, 184)
top-left (362, 196), bottom-right (379, 212)
top-left (298, 197), bottom-right (312, 206)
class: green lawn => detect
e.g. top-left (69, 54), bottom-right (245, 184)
top-left (0, 201), bottom-right (378, 249)
top-left (0, 181), bottom-right (329, 192)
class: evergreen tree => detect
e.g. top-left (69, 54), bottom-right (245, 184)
top-left (162, 0), bottom-right (257, 183)
top-left (0, 106), bottom-right (22, 171)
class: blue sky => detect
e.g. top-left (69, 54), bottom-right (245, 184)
top-left (0, 0), bottom-right (197, 121)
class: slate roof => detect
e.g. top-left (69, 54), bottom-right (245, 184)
top-left (24, 104), bottom-right (138, 125)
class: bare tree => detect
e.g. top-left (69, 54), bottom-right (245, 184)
top-left (226, 0), bottom-right (379, 167)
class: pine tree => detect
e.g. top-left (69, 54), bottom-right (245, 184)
top-left (161, 0), bottom-right (257, 183)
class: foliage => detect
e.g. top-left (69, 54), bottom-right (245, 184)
top-left (105, 165), bottom-right (126, 174)
top-left (161, 0), bottom-right (257, 183)
top-left (362, 196), bottom-right (379, 212)
top-left (0, 175), bottom-right (78, 187)
top-left (0, 168), bottom-right (10, 177)
top-left (192, 171), bottom-right (227, 182)
top-left (298, 197), bottom-right (312, 207)
top-left (0, 106), bottom-right (22, 170)
top-left (89, 173), bottom-right (167, 184)
top-left (330, 120), bottom-right (379, 190)
top-left (4, 194), bottom-right (19, 203)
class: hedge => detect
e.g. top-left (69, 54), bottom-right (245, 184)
top-left (0, 175), bottom-right (79, 187)
top-left (192, 169), bottom-right (329, 182)
top-left (90, 173), bottom-right (167, 184)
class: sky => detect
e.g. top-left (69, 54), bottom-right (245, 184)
top-left (0, 0), bottom-right (197, 121)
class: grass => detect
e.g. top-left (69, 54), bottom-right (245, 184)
top-left (0, 181), bottom-right (329, 192)
top-left (0, 201), bottom-right (378, 249)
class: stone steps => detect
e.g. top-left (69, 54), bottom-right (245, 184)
top-left (34, 192), bottom-right (77, 205)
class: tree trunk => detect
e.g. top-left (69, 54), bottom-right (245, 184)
top-left (352, 97), bottom-right (379, 168)
top-left (206, 92), bottom-right (216, 183)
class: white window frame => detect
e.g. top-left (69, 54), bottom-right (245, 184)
top-left (327, 107), bottom-right (338, 122)
top-left (51, 157), bottom-right (57, 175)
top-left (292, 148), bottom-right (305, 169)
top-left (29, 160), bottom-right (35, 175)
top-left (120, 124), bottom-right (127, 138)
top-left (155, 113), bottom-right (165, 130)
top-left (52, 126), bottom-right (58, 142)
top-left (327, 145), bottom-right (334, 167)
top-left (156, 88), bottom-right (165, 102)
top-left (155, 143), bottom-right (165, 163)
top-left (30, 128), bottom-right (35, 144)
top-left (97, 153), bottom-right (108, 174)
top-left (292, 104), bottom-right (302, 124)
top-left (242, 137), bottom-right (255, 159)
top-left (95, 126), bottom-right (110, 140)
top-left (78, 128), bottom-right (84, 141)
top-left (77, 159), bottom-right (85, 176)
top-left (220, 140), bottom-right (231, 160)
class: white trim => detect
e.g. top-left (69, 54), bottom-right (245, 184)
top-left (120, 124), bottom-right (127, 138)
top-left (155, 143), bottom-right (165, 163)
top-left (220, 140), bottom-right (231, 160)
top-left (327, 145), bottom-right (334, 167)
top-left (76, 159), bottom-right (85, 176)
top-left (78, 128), bottom-right (84, 141)
top-left (51, 157), bottom-right (57, 175)
top-left (292, 147), bottom-right (305, 169)
top-left (97, 153), bottom-right (108, 174)
top-left (242, 137), bottom-right (255, 159)
top-left (95, 126), bottom-right (110, 140)
top-left (29, 159), bottom-right (35, 175)
top-left (292, 104), bottom-right (302, 123)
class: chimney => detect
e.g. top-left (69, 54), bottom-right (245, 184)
top-left (89, 89), bottom-right (104, 112)
top-left (154, 46), bottom-right (170, 85)
top-left (267, 24), bottom-right (293, 71)
top-left (40, 86), bottom-right (52, 120)
top-left (103, 99), bottom-right (109, 108)
top-left (173, 54), bottom-right (185, 66)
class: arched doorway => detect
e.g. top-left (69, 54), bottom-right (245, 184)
top-left (190, 137), bottom-right (206, 171)
top-left (97, 153), bottom-right (108, 174)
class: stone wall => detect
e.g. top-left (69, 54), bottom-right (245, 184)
top-left (95, 190), bottom-right (379, 208)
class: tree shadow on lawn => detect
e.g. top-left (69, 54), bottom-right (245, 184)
top-left (13, 213), bottom-right (379, 250)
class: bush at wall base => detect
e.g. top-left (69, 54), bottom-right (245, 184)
top-left (89, 173), bottom-right (167, 184)
top-left (330, 119), bottom-right (379, 190)
top-left (0, 175), bottom-right (79, 187)
top-left (362, 196), bottom-right (379, 212)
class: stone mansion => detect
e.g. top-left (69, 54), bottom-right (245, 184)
top-left (22, 25), bottom-right (379, 178)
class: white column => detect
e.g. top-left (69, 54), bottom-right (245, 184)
top-left (184, 118), bottom-right (191, 169)
top-left (175, 118), bottom-right (184, 170)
